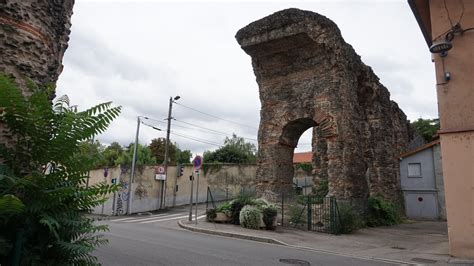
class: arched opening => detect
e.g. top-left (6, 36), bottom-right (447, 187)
top-left (272, 118), bottom-right (317, 194)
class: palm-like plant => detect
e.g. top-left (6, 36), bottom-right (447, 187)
top-left (0, 75), bottom-right (121, 265)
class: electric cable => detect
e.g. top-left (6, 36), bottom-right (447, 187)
top-left (444, 0), bottom-right (454, 27)
top-left (140, 120), bottom-right (162, 131)
top-left (142, 115), bottom-right (258, 142)
top-left (173, 118), bottom-right (257, 142)
top-left (173, 101), bottom-right (258, 130)
top-left (141, 118), bottom-right (222, 147)
top-left (170, 131), bottom-right (222, 147)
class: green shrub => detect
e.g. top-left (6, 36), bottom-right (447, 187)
top-left (288, 205), bottom-right (306, 225)
top-left (262, 205), bottom-right (278, 230)
top-left (0, 75), bottom-right (121, 264)
top-left (229, 192), bottom-right (254, 225)
top-left (206, 209), bottom-right (217, 221)
top-left (239, 205), bottom-right (262, 230)
top-left (367, 196), bottom-right (400, 227)
top-left (337, 203), bottom-right (364, 234)
top-left (312, 179), bottom-right (328, 200)
top-left (250, 198), bottom-right (269, 208)
top-left (216, 201), bottom-right (232, 216)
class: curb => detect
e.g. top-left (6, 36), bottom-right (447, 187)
top-left (177, 220), bottom-right (414, 265)
top-left (177, 220), bottom-right (288, 246)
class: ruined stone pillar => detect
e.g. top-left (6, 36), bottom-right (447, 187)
top-left (0, 0), bottom-right (74, 95)
top-left (236, 9), bottom-right (412, 205)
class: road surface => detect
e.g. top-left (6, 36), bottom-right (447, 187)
top-left (95, 207), bottom-right (396, 266)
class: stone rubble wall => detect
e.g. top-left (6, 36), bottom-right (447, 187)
top-left (0, 0), bottom-right (74, 93)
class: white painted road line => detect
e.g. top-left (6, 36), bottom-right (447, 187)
top-left (111, 212), bottom-right (183, 222)
top-left (122, 213), bottom-right (184, 223)
top-left (139, 215), bottom-right (206, 224)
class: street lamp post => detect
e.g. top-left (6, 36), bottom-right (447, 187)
top-left (127, 116), bottom-right (141, 215)
top-left (161, 96), bottom-right (180, 209)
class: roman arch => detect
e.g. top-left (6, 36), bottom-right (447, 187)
top-left (236, 9), bottom-right (413, 205)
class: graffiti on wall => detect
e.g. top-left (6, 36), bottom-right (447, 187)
top-left (115, 180), bottom-right (129, 215)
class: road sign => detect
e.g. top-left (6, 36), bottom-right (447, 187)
top-left (192, 155), bottom-right (202, 170)
top-left (155, 165), bottom-right (165, 174)
top-left (155, 174), bottom-right (166, 180)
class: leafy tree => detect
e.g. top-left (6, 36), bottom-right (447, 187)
top-left (411, 118), bottom-right (440, 142)
top-left (203, 134), bottom-right (256, 164)
top-left (100, 142), bottom-right (124, 167)
top-left (149, 137), bottom-right (174, 163)
top-left (78, 139), bottom-right (106, 169)
top-left (0, 75), bottom-right (121, 264)
top-left (116, 143), bottom-right (156, 170)
top-left (149, 137), bottom-right (191, 164)
top-left (176, 149), bottom-right (192, 164)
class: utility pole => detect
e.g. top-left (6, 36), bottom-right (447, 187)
top-left (128, 116), bottom-right (141, 215)
top-left (161, 96), bottom-right (180, 209)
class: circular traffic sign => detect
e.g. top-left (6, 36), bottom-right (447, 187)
top-left (193, 155), bottom-right (203, 170)
top-left (155, 165), bottom-right (165, 174)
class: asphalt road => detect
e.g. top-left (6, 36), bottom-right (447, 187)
top-left (95, 210), bottom-right (397, 266)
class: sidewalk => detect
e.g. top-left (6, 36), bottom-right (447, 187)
top-left (179, 219), bottom-right (473, 265)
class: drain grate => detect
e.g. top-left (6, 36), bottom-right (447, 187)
top-left (279, 259), bottom-right (311, 265)
top-left (412, 258), bottom-right (437, 264)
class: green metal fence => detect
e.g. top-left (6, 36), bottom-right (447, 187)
top-left (281, 194), bottom-right (342, 235)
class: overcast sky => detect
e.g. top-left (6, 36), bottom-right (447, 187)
top-left (56, 0), bottom-right (437, 156)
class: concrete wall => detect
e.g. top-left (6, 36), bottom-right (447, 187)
top-left (433, 144), bottom-right (446, 220)
top-left (88, 164), bottom-right (257, 215)
top-left (430, 0), bottom-right (474, 258)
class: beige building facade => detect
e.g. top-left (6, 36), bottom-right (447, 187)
top-left (409, 0), bottom-right (474, 258)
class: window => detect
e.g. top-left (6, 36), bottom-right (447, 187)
top-left (408, 163), bottom-right (422, 177)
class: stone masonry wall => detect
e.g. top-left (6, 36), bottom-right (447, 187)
top-left (236, 9), bottom-right (413, 208)
top-left (0, 0), bottom-right (74, 94)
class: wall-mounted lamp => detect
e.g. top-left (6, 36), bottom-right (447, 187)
top-left (430, 40), bottom-right (453, 83)
top-left (429, 40), bottom-right (452, 57)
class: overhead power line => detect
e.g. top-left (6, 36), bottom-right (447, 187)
top-left (173, 118), bottom-right (257, 142)
top-left (141, 120), bottom-right (163, 131)
top-left (141, 115), bottom-right (258, 142)
top-left (141, 119), bottom-right (221, 147)
top-left (170, 131), bottom-right (222, 147)
top-left (173, 101), bottom-right (258, 130)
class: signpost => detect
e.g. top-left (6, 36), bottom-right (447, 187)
top-left (188, 155), bottom-right (203, 223)
top-left (155, 165), bottom-right (166, 181)
top-left (188, 174), bottom-right (194, 222)
top-left (193, 156), bottom-right (202, 224)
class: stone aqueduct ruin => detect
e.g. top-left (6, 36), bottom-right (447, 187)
top-left (236, 9), bottom-right (413, 206)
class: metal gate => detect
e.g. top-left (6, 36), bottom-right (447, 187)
top-left (307, 197), bottom-right (342, 234)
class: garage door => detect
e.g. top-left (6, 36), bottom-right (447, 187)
top-left (404, 191), bottom-right (438, 220)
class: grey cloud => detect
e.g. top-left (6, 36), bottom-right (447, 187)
top-left (64, 29), bottom-right (150, 81)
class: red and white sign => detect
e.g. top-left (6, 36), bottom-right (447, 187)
top-left (155, 165), bottom-right (165, 174)
top-left (155, 165), bottom-right (166, 180)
